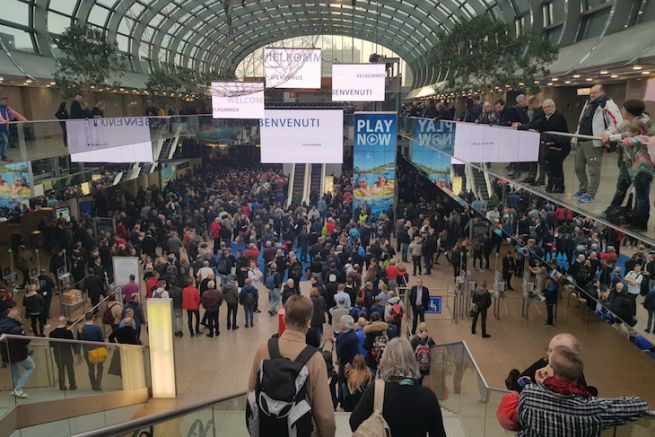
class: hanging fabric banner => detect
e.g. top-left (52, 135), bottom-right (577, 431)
top-left (352, 112), bottom-right (397, 218)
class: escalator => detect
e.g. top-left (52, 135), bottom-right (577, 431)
top-left (471, 166), bottom-right (490, 200)
top-left (287, 163), bottom-right (306, 206)
top-left (309, 163), bottom-right (323, 202)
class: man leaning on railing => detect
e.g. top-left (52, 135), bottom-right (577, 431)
top-left (498, 345), bottom-right (650, 435)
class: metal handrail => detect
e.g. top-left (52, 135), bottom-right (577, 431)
top-left (71, 391), bottom-right (248, 437)
top-left (0, 333), bottom-right (145, 350)
top-left (68, 284), bottom-right (122, 330)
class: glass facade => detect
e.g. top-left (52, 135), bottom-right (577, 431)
top-left (0, 1), bottom-right (649, 88)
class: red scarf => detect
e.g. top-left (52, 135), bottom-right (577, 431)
top-left (543, 377), bottom-right (592, 398)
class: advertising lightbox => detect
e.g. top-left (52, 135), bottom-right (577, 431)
top-left (332, 64), bottom-right (386, 101)
top-left (211, 81), bottom-right (265, 119)
top-left (264, 48), bottom-right (322, 89)
top-left (259, 109), bottom-right (343, 163)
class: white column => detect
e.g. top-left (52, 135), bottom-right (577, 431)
top-left (146, 298), bottom-right (176, 398)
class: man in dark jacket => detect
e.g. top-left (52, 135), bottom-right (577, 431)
top-left (83, 268), bottom-right (105, 315)
top-left (516, 99), bottom-right (570, 191)
top-left (410, 278), bottom-right (430, 334)
top-left (201, 281), bottom-right (223, 337)
top-left (335, 314), bottom-right (359, 406)
top-left (49, 316), bottom-right (78, 390)
top-left (0, 308), bottom-right (35, 398)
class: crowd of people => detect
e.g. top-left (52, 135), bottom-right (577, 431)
top-left (0, 98), bottom-right (653, 433)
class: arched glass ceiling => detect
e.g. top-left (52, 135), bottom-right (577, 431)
top-left (0, 0), bottom-right (653, 88)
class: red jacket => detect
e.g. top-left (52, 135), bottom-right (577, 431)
top-left (182, 286), bottom-right (201, 310)
top-left (146, 277), bottom-right (159, 299)
top-left (385, 265), bottom-right (399, 281)
top-left (210, 221), bottom-right (221, 239)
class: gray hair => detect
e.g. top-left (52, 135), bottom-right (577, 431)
top-left (340, 314), bottom-right (354, 330)
top-left (377, 337), bottom-right (420, 381)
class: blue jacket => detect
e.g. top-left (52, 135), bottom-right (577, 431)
top-left (78, 323), bottom-right (104, 351)
top-left (336, 329), bottom-right (359, 366)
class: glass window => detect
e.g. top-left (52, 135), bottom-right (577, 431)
top-left (118, 17), bottom-right (136, 35)
top-left (48, 0), bottom-right (76, 16)
top-left (0, 24), bottom-right (34, 52)
top-left (88, 6), bottom-right (111, 27)
top-left (116, 33), bottom-right (129, 52)
top-left (96, 0), bottom-right (117, 8)
top-left (47, 11), bottom-right (71, 35)
top-left (4, 0), bottom-right (31, 25)
top-left (149, 13), bottom-right (166, 28)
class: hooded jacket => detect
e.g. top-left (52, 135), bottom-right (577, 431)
top-left (363, 321), bottom-right (389, 368)
top-left (576, 95), bottom-right (622, 147)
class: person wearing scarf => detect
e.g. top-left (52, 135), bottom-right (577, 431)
top-left (498, 346), bottom-right (649, 435)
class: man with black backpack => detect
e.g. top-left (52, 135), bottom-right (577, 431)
top-left (247, 295), bottom-right (336, 437)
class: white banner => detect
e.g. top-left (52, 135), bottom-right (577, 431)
top-left (453, 123), bottom-right (540, 163)
top-left (259, 109), bottom-right (343, 163)
top-left (264, 48), bottom-right (322, 89)
top-left (332, 64), bottom-right (386, 101)
top-left (211, 81), bottom-right (265, 119)
top-left (67, 117), bottom-right (154, 163)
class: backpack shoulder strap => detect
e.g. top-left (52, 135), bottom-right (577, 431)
top-left (267, 338), bottom-right (281, 359)
top-left (294, 345), bottom-right (318, 366)
top-left (373, 379), bottom-right (385, 412)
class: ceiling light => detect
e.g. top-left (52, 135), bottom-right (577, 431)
top-left (551, 78), bottom-right (558, 81)
top-left (0, 77), bottom-right (4, 81)
top-left (611, 74), bottom-right (619, 78)
top-left (533, 80), bottom-right (539, 84)
top-left (642, 71), bottom-right (650, 75)
top-left (573, 74), bottom-right (580, 78)
top-left (600, 70), bottom-right (609, 75)
top-left (585, 78), bottom-right (593, 81)
top-left (547, 82), bottom-right (553, 86)
top-left (50, 81), bottom-right (56, 85)
top-left (633, 65), bottom-right (642, 70)
top-left (25, 79), bottom-right (32, 83)
top-left (565, 80), bottom-right (571, 84)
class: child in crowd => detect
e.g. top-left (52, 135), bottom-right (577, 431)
top-left (410, 321), bottom-right (436, 385)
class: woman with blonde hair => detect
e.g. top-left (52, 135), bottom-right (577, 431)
top-left (350, 337), bottom-right (446, 436)
top-left (23, 283), bottom-right (46, 336)
top-left (343, 354), bottom-right (372, 412)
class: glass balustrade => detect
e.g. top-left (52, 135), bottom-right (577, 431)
top-left (0, 334), bottom-right (149, 419)
top-left (400, 116), bottom-right (655, 245)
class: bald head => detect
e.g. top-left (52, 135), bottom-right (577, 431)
top-left (548, 333), bottom-right (580, 359)
top-left (543, 99), bottom-right (556, 115)
top-left (590, 84), bottom-right (605, 101)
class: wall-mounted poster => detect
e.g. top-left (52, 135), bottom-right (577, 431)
top-left (0, 161), bottom-right (31, 208)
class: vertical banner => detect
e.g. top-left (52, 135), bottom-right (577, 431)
top-left (353, 112), bottom-right (397, 218)
top-left (410, 119), bottom-right (455, 189)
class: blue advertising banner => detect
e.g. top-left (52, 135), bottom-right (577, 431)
top-left (410, 119), bottom-right (455, 189)
top-left (353, 112), bottom-right (397, 218)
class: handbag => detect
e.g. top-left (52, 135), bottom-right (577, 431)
top-left (469, 303), bottom-right (479, 317)
top-left (88, 346), bottom-right (108, 365)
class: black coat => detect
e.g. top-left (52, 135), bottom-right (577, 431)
top-left (520, 111), bottom-right (570, 148)
top-left (409, 286), bottom-right (430, 310)
top-left (0, 318), bottom-right (30, 363)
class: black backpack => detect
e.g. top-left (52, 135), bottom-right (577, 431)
top-left (246, 338), bottom-right (317, 437)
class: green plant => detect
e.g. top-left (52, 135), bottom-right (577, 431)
top-left (431, 16), bottom-right (558, 94)
top-left (52, 24), bottom-right (126, 98)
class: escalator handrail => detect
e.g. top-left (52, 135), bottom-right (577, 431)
top-left (72, 391), bottom-right (248, 436)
